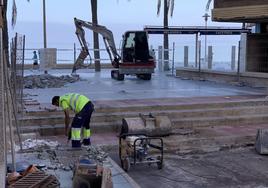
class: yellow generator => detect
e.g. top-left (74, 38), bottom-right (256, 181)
top-left (119, 114), bottom-right (171, 171)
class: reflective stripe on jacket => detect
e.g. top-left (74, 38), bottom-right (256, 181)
top-left (59, 93), bottom-right (90, 113)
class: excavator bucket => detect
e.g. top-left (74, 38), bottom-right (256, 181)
top-left (72, 50), bottom-right (90, 73)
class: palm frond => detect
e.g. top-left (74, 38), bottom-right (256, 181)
top-left (170, 0), bottom-right (174, 17)
top-left (157, 0), bottom-right (161, 16)
top-left (167, 0), bottom-right (170, 12)
top-left (11, 0), bottom-right (17, 29)
top-left (206, 0), bottom-right (213, 12)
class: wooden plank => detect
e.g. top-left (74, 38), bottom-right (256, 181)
top-left (212, 5), bottom-right (268, 22)
top-left (101, 167), bottom-right (113, 188)
top-left (214, 0), bottom-right (268, 9)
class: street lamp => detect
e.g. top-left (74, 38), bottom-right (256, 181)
top-left (203, 13), bottom-right (210, 63)
top-left (43, 0), bottom-right (47, 48)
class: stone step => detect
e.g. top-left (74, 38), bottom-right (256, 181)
top-left (172, 114), bottom-right (268, 129)
top-left (20, 105), bottom-right (268, 127)
top-left (19, 113), bottom-right (268, 137)
top-left (163, 123), bottom-right (268, 155)
top-left (24, 98), bottom-right (268, 116)
top-left (19, 121), bottom-right (121, 136)
top-left (164, 134), bottom-right (256, 155)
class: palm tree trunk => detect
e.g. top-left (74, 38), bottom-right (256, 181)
top-left (163, 0), bottom-right (169, 71)
top-left (91, 0), bottom-right (100, 72)
top-left (3, 0), bottom-right (9, 67)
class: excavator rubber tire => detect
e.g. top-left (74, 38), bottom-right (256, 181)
top-left (143, 74), bottom-right (151, 80)
top-left (117, 73), bottom-right (124, 81)
top-left (137, 74), bottom-right (151, 80)
top-left (111, 70), bottom-right (124, 81)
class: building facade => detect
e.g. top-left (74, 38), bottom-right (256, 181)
top-left (212, 0), bottom-right (268, 73)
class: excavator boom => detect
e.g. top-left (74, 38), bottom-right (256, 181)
top-left (72, 18), bottom-right (121, 73)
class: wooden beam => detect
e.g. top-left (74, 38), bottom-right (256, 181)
top-left (214, 0), bottom-right (268, 9)
top-left (212, 5), bottom-right (268, 22)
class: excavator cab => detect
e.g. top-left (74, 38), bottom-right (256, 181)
top-left (113, 31), bottom-right (155, 81)
top-left (122, 31), bottom-right (150, 63)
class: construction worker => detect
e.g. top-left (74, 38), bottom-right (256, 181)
top-left (51, 93), bottom-right (94, 148)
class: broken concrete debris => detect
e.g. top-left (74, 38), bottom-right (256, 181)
top-left (24, 74), bottom-right (80, 89)
top-left (16, 139), bottom-right (59, 151)
top-left (85, 146), bottom-right (109, 163)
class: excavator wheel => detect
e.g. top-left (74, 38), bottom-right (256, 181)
top-left (111, 70), bottom-right (124, 81)
top-left (143, 74), bottom-right (151, 80)
top-left (137, 74), bottom-right (151, 80)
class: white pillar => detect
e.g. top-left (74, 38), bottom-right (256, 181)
top-left (239, 33), bottom-right (247, 73)
top-left (158, 46), bottom-right (163, 72)
top-left (231, 46), bottom-right (236, 71)
top-left (208, 46), bottom-right (213, 69)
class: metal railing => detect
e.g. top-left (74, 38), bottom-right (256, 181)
top-left (23, 42), bottom-right (241, 74)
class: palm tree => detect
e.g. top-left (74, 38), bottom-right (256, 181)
top-left (157, 0), bottom-right (175, 71)
top-left (91, 0), bottom-right (101, 72)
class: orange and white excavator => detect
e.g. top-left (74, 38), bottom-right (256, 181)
top-left (72, 18), bottom-right (155, 80)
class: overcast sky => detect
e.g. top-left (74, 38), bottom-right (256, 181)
top-left (6, 0), bottom-right (241, 59)
top-left (8, 0), bottom-right (242, 26)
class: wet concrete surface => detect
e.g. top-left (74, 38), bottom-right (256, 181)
top-left (109, 147), bottom-right (268, 188)
top-left (23, 69), bottom-right (267, 103)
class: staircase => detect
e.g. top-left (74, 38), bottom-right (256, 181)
top-left (19, 96), bottom-right (268, 137)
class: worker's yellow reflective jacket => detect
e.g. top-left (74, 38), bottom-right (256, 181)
top-left (59, 93), bottom-right (90, 114)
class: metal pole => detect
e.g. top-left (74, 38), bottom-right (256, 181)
top-left (74, 43), bottom-right (76, 64)
top-left (172, 42), bottom-right (175, 76)
top-left (43, 0), bottom-right (47, 48)
top-left (203, 13), bottom-right (210, 64)
top-left (205, 22), bottom-right (207, 63)
top-left (198, 41), bottom-right (201, 74)
top-left (237, 41), bottom-right (241, 82)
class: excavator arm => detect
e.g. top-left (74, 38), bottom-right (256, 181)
top-left (72, 18), bottom-right (121, 73)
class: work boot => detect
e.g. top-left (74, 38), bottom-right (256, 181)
top-left (82, 138), bottom-right (91, 146)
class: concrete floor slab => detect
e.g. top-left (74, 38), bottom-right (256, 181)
top-left (23, 69), bottom-right (267, 103)
top-left (124, 147), bottom-right (268, 188)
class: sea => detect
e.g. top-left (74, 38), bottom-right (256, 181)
top-left (9, 21), bottom-right (241, 72)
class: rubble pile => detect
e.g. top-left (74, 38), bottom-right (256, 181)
top-left (17, 139), bottom-right (59, 151)
top-left (24, 74), bottom-right (80, 89)
top-left (86, 146), bottom-right (109, 163)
